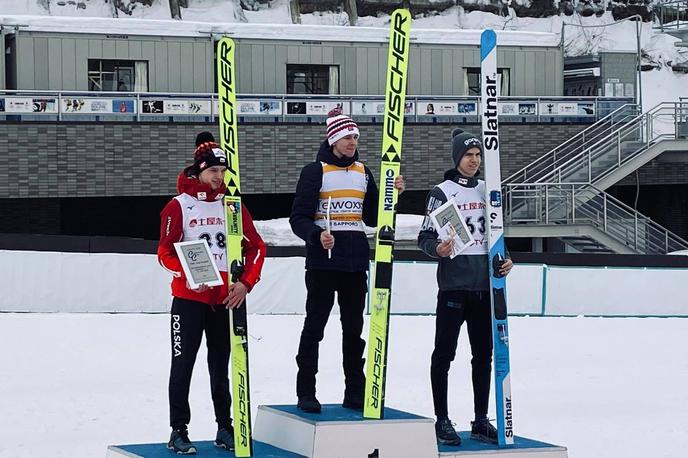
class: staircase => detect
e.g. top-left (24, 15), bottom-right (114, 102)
top-left (504, 103), bottom-right (641, 185)
top-left (504, 183), bottom-right (688, 254)
top-left (504, 102), bottom-right (688, 254)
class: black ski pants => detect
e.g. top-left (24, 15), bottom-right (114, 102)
top-left (169, 297), bottom-right (232, 431)
top-left (296, 269), bottom-right (367, 398)
top-left (431, 289), bottom-right (493, 420)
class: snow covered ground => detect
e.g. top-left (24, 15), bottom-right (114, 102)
top-left (1, 313), bottom-right (686, 458)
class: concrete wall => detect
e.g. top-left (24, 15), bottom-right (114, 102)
top-left (0, 122), bottom-right (586, 199)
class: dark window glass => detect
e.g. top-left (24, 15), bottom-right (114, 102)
top-left (286, 64), bottom-right (336, 94)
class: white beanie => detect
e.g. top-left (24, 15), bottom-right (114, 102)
top-left (326, 107), bottom-right (359, 145)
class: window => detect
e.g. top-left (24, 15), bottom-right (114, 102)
top-left (88, 59), bottom-right (148, 92)
top-left (464, 68), bottom-right (510, 96)
top-left (287, 64), bottom-right (339, 95)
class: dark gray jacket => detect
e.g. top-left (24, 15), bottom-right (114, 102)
top-left (418, 169), bottom-right (504, 292)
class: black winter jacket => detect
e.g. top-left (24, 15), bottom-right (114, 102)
top-left (290, 140), bottom-right (378, 272)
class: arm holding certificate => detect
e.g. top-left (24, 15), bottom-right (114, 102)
top-left (429, 199), bottom-right (475, 258)
top-left (156, 137), bottom-right (266, 308)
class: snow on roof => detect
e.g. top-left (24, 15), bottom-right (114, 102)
top-left (0, 14), bottom-right (561, 48)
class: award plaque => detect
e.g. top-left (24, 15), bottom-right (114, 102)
top-left (173, 240), bottom-right (224, 289)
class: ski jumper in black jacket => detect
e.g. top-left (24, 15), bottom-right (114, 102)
top-left (290, 136), bottom-right (379, 405)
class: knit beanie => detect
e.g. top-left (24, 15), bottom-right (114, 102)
top-left (193, 141), bottom-right (227, 174)
top-left (451, 128), bottom-right (482, 167)
top-left (195, 131), bottom-right (215, 147)
top-left (326, 107), bottom-right (359, 145)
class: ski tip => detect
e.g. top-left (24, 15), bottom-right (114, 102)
top-left (480, 29), bottom-right (497, 61)
top-left (218, 35), bottom-right (235, 46)
top-left (391, 7), bottom-right (411, 19)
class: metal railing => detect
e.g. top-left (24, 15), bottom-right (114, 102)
top-left (505, 102), bottom-right (688, 187)
top-left (504, 103), bottom-right (641, 184)
top-left (656, 0), bottom-right (688, 33)
top-left (552, 102), bottom-right (688, 185)
top-left (505, 182), bottom-right (688, 254)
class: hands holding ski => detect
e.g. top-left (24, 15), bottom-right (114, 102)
top-left (498, 259), bottom-right (513, 276)
top-left (395, 175), bottom-right (405, 194)
top-left (223, 281), bottom-right (248, 309)
top-left (436, 240), bottom-right (514, 276)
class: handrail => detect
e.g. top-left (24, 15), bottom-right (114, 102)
top-left (504, 182), bottom-right (688, 253)
top-left (552, 102), bottom-right (686, 184)
top-left (656, 0), bottom-right (688, 32)
top-left (504, 103), bottom-right (640, 184)
top-left (507, 101), bottom-right (687, 186)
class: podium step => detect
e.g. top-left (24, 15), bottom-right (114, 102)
top-left (253, 404), bottom-right (438, 458)
top-left (438, 432), bottom-right (568, 458)
top-left (106, 440), bottom-right (306, 457)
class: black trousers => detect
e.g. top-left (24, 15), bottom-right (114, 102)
top-left (168, 297), bottom-right (232, 430)
top-left (296, 269), bottom-right (368, 398)
top-left (431, 290), bottom-right (493, 420)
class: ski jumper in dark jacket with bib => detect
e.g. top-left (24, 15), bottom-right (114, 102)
top-left (290, 138), bottom-right (379, 403)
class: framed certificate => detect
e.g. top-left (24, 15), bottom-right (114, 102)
top-left (429, 199), bottom-right (475, 258)
top-left (173, 240), bottom-right (224, 289)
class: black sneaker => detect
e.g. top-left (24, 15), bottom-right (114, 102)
top-left (297, 395), bottom-right (322, 413)
top-left (342, 394), bottom-right (364, 411)
top-left (471, 418), bottom-right (498, 443)
top-left (435, 417), bottom-right (461, 446)
top-left (215, 426), bottom-right (235, 451)
top-left (167, 429), bottom-right (197, 455)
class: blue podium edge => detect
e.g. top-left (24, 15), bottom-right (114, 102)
top-left (108, 440), bottom-right (306, 457)
top-left (438, 432), bottom-right (567, 454)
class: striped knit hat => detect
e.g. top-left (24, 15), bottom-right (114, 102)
top-left (193, 141), bottom-right (227, 174)
top-left (326, 107), bottom-right (359, 146)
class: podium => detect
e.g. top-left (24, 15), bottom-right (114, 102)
top-left (107, 405), bottom-right (567, 458)
top-left (253, 404), bottom-right (568, 458)
top-left (253, 404), bottom-right (438, 458)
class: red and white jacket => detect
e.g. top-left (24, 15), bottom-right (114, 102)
top-left (157, 172), bottom-right (266, 306)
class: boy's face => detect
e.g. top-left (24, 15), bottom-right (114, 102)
top-left (198, 166), bottom-right (226, 190)
top-left (457, 147), bottom-right (481, 177)
top-left (332, 134), bottom-right (359, 158)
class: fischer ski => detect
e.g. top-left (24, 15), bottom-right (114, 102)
top-left (480, 29), bottom-right (514, 447)
top-left (363, 8), bottom-right (411, 420)
top-left (217, 37), bottom-right (253, 457)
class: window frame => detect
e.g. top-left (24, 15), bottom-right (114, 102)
top-left (87, 59), bottom-right (148, 92)
top-left (464, 67), bottom-right (511, 97)
top-left (286, 64), bottom-right (339, 95)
